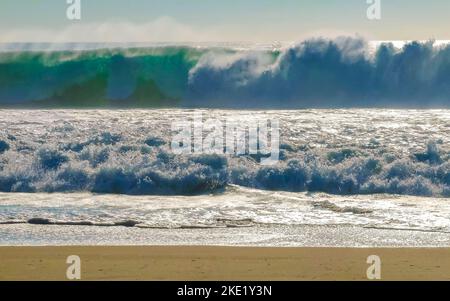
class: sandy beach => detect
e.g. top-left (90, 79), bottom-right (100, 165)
top-left (1, 246), bottom-right (449, 281)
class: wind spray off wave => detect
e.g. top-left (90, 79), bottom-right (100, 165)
top-left (1, 37), bottom-right (450, 108)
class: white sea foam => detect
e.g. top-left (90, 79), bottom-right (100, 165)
top-left (1, 186), bottom-right (450, 233)
top-left (0, 109), bottom-right (449, 197)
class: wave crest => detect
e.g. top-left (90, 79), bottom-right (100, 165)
top-left (1, 37), bottom-right (450, 107)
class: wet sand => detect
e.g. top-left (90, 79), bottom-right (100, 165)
top-left (1, 246), bottom-right (450, 281)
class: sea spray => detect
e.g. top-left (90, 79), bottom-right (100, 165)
top-left (1, 37), bottom-right (450, 108)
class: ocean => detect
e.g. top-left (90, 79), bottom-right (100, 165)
top-left (1, 38), bottom-right (450, 108)
top-left (1, 38), bottom-right (449, 246)
top-left (0, 109), bottom-right (449, 246)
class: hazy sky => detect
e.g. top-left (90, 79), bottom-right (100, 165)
top-left (1, 0), bottom-right (449, 42)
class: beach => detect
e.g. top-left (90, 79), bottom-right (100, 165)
top-left (1, 109), bottom-right (449, 281)
top-left (1, 246), bottom-right (450, 281)
top-left (1, 1), bottom-right (450, 285)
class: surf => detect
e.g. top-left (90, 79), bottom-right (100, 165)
top-left (0, 109), bottom-right (448, 197)
top-left (0, 37), bottom-right (450, 108)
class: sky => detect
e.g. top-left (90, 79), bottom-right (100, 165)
top-left (1, 0), bottom-right (449, 43)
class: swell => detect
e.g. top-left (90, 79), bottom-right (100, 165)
top-left (0, 37), bottom-right (450, 108)
top-left (0, 47), bottom-right (201, 107)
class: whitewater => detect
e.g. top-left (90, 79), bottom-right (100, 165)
top-left (0, 109), bottom-right (449, 246)
top-left (0, 109), bottom-right (449, 196)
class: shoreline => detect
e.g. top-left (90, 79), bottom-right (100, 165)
top-left (2, 224), bottom-right (450, 247)
top-left (1, 246), bottom-right (450, 281)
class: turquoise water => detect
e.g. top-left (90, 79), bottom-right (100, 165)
top-left (1, 38), bottom-right (450, 108)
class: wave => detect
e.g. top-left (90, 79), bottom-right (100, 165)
top-left (188, 37), bottom-right (450, 107)
top-left (1, 37), bottom-right (450, 108)
top-left (0, 47), bottom-right (199, 106)
top-left (0, 132), bottom-right (448, 197)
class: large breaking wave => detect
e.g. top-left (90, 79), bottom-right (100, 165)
top-left (1, 37), bottom-right (450, 108)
